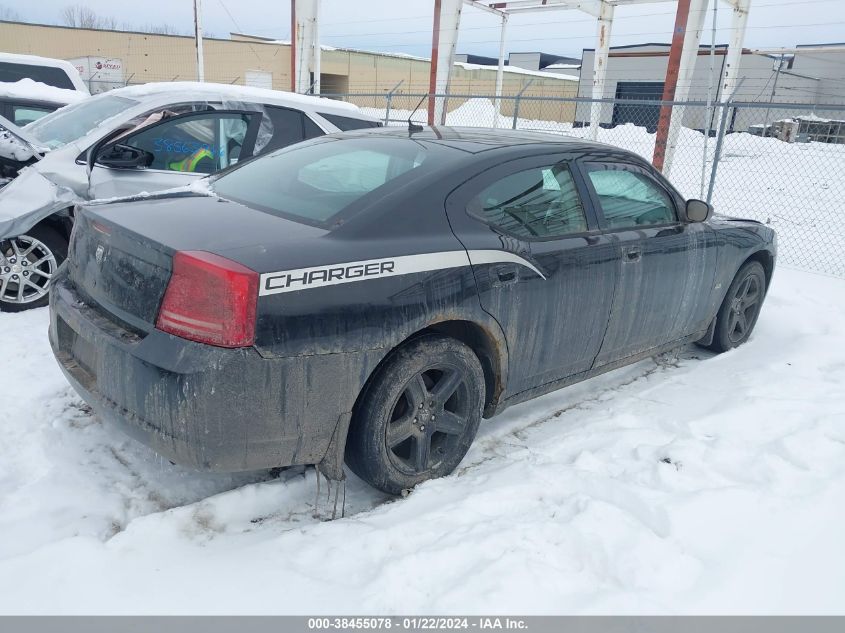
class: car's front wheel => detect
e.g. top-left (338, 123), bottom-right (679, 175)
top-left (704, 260), bottom-right (767, 353)
top-left (0, 226), bottom-right (67, 312)
top-left (346, 334), bottom-right (485, 495)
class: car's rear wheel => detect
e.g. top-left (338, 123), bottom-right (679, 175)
top-left (704, 260), bottom-right (766, 353)
top-left (0, 226), bottom-right (67, 312)
top-left (346, 334), bottom-right (485, 495)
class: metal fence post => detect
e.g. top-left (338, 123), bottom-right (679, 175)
top-left (706, 100), bottom-right (733, 205)
top-left (383, 80), bottom-right (404, 126)
top-left (512, 79), bottom-right (535, 130)
top-left (707, 78), bottom-right (745, 204)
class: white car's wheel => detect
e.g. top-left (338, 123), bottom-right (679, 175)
top-left (0, 226), bottom-right (66, 312)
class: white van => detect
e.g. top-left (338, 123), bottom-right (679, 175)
top-left (0, 52), bottom-right (89, 94)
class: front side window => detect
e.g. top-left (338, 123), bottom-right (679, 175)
top-left (586, 164), bottom-right (676, 228)
top-left (26, 94), bottom-right (138, 149)
top-left (467, 163), bottom-right (587, 239)
top-left (212, 136), bottom-right (429, 225)
top-left (120, 113), bottom-right (253, 174)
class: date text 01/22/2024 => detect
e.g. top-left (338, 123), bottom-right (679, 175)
top-left (306, 617), bottom-right (528, 630)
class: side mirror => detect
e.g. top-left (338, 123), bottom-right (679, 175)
top-left (686, 198), bottom-right (713, 223)
top-left (95, 143), bottom-right (155, 170)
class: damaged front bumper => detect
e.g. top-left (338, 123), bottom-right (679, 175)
top-left (0, 167), bottom-right (78, 238)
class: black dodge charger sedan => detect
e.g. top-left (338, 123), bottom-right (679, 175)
top-left (49, 127), bottom-right (776, 494)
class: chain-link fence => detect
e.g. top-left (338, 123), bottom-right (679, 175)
top-left (325, 91), bottom-right (845, 278)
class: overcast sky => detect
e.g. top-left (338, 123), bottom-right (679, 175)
top-left (4, 0), bottom-right (844, 59)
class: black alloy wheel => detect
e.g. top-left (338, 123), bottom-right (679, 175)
top-left (385, 365), bottom-right (472, 475)
top-left (705, 260), bottom-right (767, 352)
top-left (345, 334), bottom-right (485, 495)
top-left (727, 271), bottom-right (763, 344)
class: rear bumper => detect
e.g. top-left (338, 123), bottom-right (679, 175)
top-left (48, 273), bottom-right (360, 472)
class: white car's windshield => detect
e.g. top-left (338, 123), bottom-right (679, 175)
top-left (25, 94), bottom-right (138, 149)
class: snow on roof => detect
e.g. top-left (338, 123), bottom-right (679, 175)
top-left (0, 51), bottom-right (76, 69)
top-left (796, 113), bottom-right (844, 123)
top-left (113, 81), bottom-right (362, 113)
top-left (456, 61), bottom-right (579, 82)
top-left (545, 63), bottom-right (581, 70)
top-left (262, 38), bottom-right (578, 81)
top-left (0, 79), bottom-right (88, 106)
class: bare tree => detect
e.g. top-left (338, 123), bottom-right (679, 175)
top-left (0, 3), bottom-right (21, 21)
top-left (136, 22), bottom-right (185, 35)
top-left (61, 4), bottom-right (117, 29)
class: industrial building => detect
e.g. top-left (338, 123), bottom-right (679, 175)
top-left (0, 19), bottom-right (579, 120)
top-left (573, 42), bottom-right (845, 133)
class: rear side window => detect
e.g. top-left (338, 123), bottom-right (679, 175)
top-left (467, 163), bottom-right (587, 238)
top-left (303, 115), bottom-right (324, 139)
top-left (212, 136), bottom-right (428, 226)
top-left (0, 62), bottom-right (76, 90)
top-left (262, 106), bottom-right (308, 153)
top-left (586, 164), bottom-right (676, 228)
top-left (318, 112), bottom-right (381, 131)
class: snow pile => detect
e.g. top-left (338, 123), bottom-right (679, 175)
top-left (0, 268), bottom-right (844, 614)
top-left (0, 79), bottom-right (88, 105)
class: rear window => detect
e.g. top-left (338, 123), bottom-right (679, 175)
top-left (0, 62), bottom-right (75, 90)
top-left (212, 136), bottom-right (427, 226)
top-left (318, 112), bottom-right (381, 131)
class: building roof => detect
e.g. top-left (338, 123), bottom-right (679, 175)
top-left (455, 53), bottom-right (501, 66)
top-left (509, 52), bottom-right (582, 68)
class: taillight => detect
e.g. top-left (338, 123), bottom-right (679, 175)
top-left (156, 251), bottom-right (258, 348)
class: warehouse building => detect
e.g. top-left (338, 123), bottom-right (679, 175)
top-left (0, 19), bottom-right (579, 121)
top-left (573, 42), bottom-right (845, 134)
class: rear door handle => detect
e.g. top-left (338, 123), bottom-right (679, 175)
top-left (623, 246), bottom-right (642, 263)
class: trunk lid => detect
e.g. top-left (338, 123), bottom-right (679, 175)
top-left (68, 192), bottom-right (327, 331)
top-left (69, 206), bottom-right (173, 330)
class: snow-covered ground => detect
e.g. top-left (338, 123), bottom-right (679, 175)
top-left (363, 98), bottom-right (845, 277)
top-left (1, 266), bottom-right (844, 615)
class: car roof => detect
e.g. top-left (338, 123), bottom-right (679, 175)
top-left (0, 79), bottom-right (88, 107)
top-left (334, 125), bottom-right (630, 157)
top-left (111, 82), bottom-right (370, 117)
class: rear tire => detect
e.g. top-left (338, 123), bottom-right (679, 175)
top-left (0, 225), bottom-right (67, 312)
top-left (704, 260), bottom-right (766, 353)
top-left (345, 334), bottom-right (485, 495)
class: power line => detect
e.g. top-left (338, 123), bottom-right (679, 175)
top-left (307, 21), bottom-right (845, 50)
top-left (242, 0), bottom-right (842, 35)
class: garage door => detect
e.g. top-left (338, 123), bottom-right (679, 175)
top-left (245, 70), bottom-right (273, 90)
top-left (612, 82), bottom-right (664, 132)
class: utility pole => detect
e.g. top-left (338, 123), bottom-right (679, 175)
top-left (762, 53), bottom-right (785, 137)
top-left (194, 0), bottom-right (205, 82)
